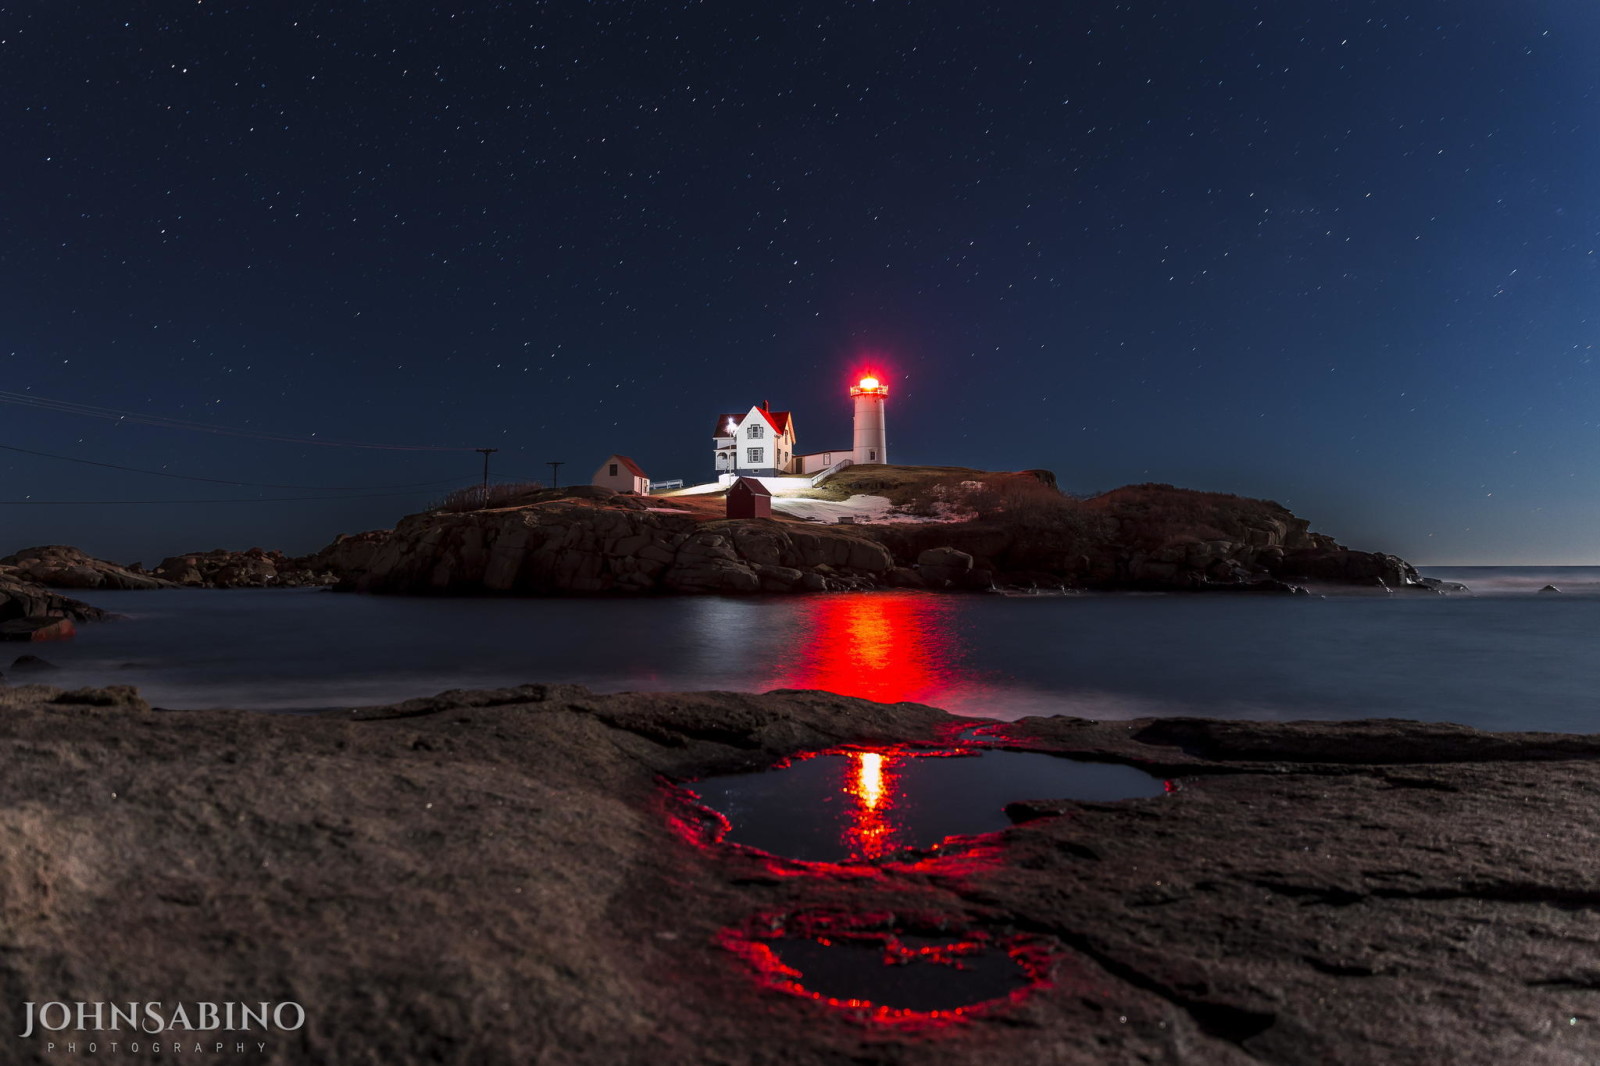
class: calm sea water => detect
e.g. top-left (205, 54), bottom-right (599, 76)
top-left (25, 566), bottom-right (1599, 732)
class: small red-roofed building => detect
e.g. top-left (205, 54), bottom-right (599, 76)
top-left (592, 454), bottom-right (650, 494)
top-left (726, 476), bottom-right (772, 519)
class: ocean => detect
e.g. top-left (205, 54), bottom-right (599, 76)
top-left (31, 566), bottom-right (1600, 733)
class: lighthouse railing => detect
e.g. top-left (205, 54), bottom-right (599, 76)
top-left (808, 457), bottom-right (854, 488)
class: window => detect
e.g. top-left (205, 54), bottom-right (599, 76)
top-left (608, 463), bottom-right (618, 476)
top-left (747, 447), bottom-right (763, 464)
top-left (868, 450), bottom-right (876, 461)
top-left (747, 424), bottom-right (764, 439)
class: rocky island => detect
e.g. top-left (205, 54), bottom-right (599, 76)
top-left (0, 471), bottom-right (1452, 643)
top-left (0, 681), bottom-right (1593, 1064)
top-left (301, 470), bottom-right (1441, 597)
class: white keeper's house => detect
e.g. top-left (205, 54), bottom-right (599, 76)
top-left (713, 403), bottom-right (797, 478)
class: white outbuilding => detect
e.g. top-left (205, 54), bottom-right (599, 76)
top-left (592, 454), bottom-right (650, 495)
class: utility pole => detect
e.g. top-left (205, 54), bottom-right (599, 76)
top-left (546, 460), bottom-right (565, 488)
top-left (475, 448), bottom-right (498, 507)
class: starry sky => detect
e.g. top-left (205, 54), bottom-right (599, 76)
top-left (2, 1), bottom-right (1597, 565)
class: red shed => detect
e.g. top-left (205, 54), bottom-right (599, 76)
top-left (726, 476), bottom-right (773, 519)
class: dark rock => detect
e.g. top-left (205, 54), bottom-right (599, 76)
top-left (959, 567), bottom-right (996, 591)
top-left (10, 654), bottom-right (59, 671)
top-left (0, 684), bottom-right (1595, 1063)
top-left (884, 566), bottom-right (924, 588)
top-left (1274, 547), bottom-right (1420, 589)
top-left (310, 498), bottom-right (894, 597)
top-left (0, 576), bottom-right (107, 624)
top-left (916, 546), bottom-right (974, 587)
top-left (1540, 584), bottom-right (1562, 594)
top-left (153, 547), bottom-right (336, 588)
top-left (0, 616), bottom-right (76, 642)
top-left (0, 545), bottom-right (176, 590)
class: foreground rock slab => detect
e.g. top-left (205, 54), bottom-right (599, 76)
top-left (1, 685), bottom-right (1598, 1064)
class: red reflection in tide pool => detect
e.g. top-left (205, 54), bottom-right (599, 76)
top-left (767, 592), bottom-right (977, 706)
top-left (842, 751), bottom-right (900, 859)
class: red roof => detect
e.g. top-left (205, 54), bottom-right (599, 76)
top-left (712, 406), bottom-right (791, 438)
top-left (729, 476), bottom-right (772, 497)
top-left (607, 454), bottom-right (647, 477)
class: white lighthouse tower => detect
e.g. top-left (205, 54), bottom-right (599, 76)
top-left (850, 374), bottom-right (888, 465)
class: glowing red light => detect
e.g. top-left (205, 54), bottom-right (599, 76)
top-left (842, 751), bottom-right (900, 859)
top-left (855, 752), bottom-right (884, 810)
top-left (850, 372), bottom-right (888, 397)
top-left (765, 592), bottom-right (955, 705)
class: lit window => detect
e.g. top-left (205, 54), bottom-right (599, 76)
top-left (748, 424), bottom-right (764, 439)
top-left (747, 447), bottom-right (763, 464)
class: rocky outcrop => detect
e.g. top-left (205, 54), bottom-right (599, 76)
top-left (915, 546), bottom-right (994, 589)
top-left (0, 574), bottom-right (108, 625)
top-left (873, 481), bottom-right (1436, 594)
top-left (0, 569), bottom-right (108, 649)
top-left (0, 545), bottom-right (174, 590)
top-left (331, 499), bottom-right (894, 596)
top-left (152, 547), bottom-right (337, 588)
top-left (1273, 546), bottom-right (1420, 588)
top-left (295, 529), bottom-right (392, 583)
top-left (1, 682), bottom-right (1598, 1063)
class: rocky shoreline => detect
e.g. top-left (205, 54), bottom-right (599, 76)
top-left (0, 683), bottom-right (1594, 1064)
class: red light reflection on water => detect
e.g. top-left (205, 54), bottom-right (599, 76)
top-left (716, 910), bottom-right (1062, 1030)
top-left (767, 592), bottom-right (970, 705)
top-left (842, 751), bottom-right (900, 859)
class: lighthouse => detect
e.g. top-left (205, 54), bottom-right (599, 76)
top-left (850, 374), bottom-right (888, 465)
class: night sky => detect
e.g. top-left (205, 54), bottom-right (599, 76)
top-left (3, 1), bottom-right (1597, 565)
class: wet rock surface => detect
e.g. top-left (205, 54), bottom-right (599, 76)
top-left (1, 685), bottom-right (1598, 1063)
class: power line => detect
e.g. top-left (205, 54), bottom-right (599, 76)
top-left (0, 442), bottom-right (468, 491)
top-left (0, 389), bottom-right (481, 452)
top-left (0, 488), bottom-right (459, 505)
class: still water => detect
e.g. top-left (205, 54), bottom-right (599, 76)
top-left (33, 566), bottom-right (1600, 731)
top-left (693, 749), bottom-right (1165, 863)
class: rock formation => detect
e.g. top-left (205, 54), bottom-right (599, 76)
top-left (0, 545), bottom-right (174, 590)
top-left (872, 480), bottom-right (1434, 594)
top-left (0, 568), bottom-right (109, 647)
top-left (1, 475), bottom-right (1445, 601)
top-left (0, 681), bottom-right (1596, 1063)
top-left (151, 547), bottom-right (337, 588)
top-left (327, 497), bottom-right (895, 596)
